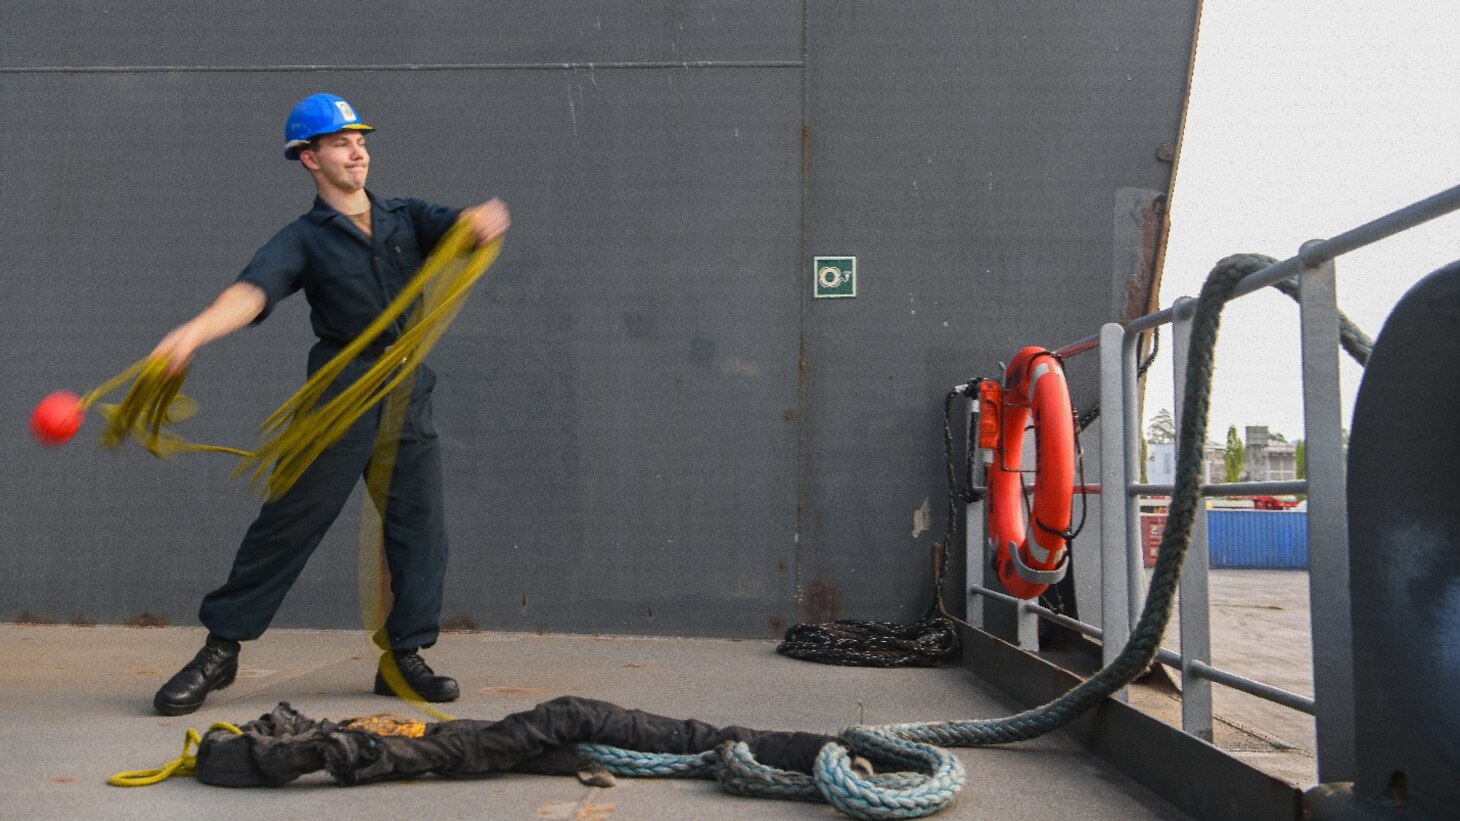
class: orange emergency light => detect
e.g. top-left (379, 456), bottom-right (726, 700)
top-left (976, 381), bottom-right (1002, 449)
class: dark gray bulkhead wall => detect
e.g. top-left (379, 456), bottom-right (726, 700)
top-left (0, 2), bottom-right (1196, 637)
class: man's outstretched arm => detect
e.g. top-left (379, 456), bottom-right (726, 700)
top-left (151, 281), bottom-right (268, 375)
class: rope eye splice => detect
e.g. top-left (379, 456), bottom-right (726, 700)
top-left (987, 346), bottom-right (1077, 600)
top-left (107, 722), bottom-right (244, 787)
top-left (577, 731), bottom-right (967, 818)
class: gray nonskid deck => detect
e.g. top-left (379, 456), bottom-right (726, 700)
top-left (1, 625), bottom-right (1188, 820)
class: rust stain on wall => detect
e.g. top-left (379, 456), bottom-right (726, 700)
top-left (441, 616), bottom-right (479, 633)
top-left (803, 580), bottom-right (839, 624)
top-left (1122, 194), bottom-right (1168, 323)
top-left (126, 611), bottom-right (170, 628)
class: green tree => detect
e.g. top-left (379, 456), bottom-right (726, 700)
top-left (1223, 425), bottom-right (1245, 483)
top-left (1147, 409), bottom-right (1176, 444)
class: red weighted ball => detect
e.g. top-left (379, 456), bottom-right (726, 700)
top-left (31, 390), bottom-right (84, 446)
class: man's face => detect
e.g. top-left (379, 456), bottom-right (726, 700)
top-left (301, 130), bottom-right (370, 193)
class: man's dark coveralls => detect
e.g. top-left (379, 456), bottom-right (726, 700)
top-left (198, 192), bottom-right (460, 652)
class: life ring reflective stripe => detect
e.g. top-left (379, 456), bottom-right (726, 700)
top-left (988, 346), bottom-right (1076, 600)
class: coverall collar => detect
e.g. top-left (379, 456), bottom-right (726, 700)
top-left (303, 190), bottom-right (409, 225)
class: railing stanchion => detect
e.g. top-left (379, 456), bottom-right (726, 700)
top-left (1298, 247), bottom-right (1357, 781)
top-left (1097, 323), bottom-right (1131, 698)
top-left (1172, 297), bottom-right (1215, 742)
top-left (1122, 326), bottom-right (1147, 632)
top-left (966, 396), bottom-right (988, 631)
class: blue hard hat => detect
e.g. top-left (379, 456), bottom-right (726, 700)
top-left (283, 93), bottom-right (374, 160)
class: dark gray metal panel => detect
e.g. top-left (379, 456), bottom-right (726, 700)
top-left (797, 1), bottom-right (1195, 624)
top-left (2, 1), bottom-right (1196, 639)
top-left (419, 64), bottom-right (806, 636)
top-left (0, 1), bottom-right (801, 66)
top-left (0, 73), bottom-right (316, 630)
top-left (0, 14), bottom-right (803, 636)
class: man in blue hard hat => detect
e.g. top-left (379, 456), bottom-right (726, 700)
top-left (148, 93), bottom-right (510, 716)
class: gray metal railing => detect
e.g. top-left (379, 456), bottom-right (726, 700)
top-left (964, 180), bottom-right (1460, 785)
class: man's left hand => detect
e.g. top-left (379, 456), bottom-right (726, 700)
top-left (460, 198), bottom-right (511, 246)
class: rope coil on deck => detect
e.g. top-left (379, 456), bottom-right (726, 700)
top-left (579, 725), bottom-right (968, 819)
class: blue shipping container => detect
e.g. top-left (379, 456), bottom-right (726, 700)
top-left (1206, 510), bottom-right (1309, 569)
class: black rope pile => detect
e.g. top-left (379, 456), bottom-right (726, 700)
top-left (774, 616), bottom-right (959, 668)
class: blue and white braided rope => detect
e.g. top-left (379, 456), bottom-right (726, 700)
top-left (577, 724), bottom-right (967, 820)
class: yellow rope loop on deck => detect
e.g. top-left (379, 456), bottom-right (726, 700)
top-left (84, 224), bottom-right (500, 500)
top-left (107, 722), bottom-right (243, 787)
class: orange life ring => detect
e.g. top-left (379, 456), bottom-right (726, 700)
top-left (988, 346), bottom-right (1076, 600)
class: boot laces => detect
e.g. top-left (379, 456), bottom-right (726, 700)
top-left (395, 652), bottom-right (436, 680)
top-left (192, 641), bottom-right (236, 672)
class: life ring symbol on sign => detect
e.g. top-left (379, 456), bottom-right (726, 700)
top-left (987, 346), bottom-right (1077, 600)
top-left (818, 265), bottom-right (847, 289)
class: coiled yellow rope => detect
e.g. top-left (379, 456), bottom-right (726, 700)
top-left (82, 359), bottom-right (251, 459)
top-left (107, 722), bottom-right (243, 787)
top-left (82, 224), bottom-right (500, 501)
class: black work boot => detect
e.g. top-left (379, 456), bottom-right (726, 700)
top-left (373, 649), bottom-right (459, 702)
top-left (153, 634), bottom-right (240, 716)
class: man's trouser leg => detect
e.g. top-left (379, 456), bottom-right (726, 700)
top-left (198, 414), bottom-right (377, 640)
top-left (372, 369), bottom-right (448, 652)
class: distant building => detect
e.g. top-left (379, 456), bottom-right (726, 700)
top-left (1146, 441), bottom-right (1226, 484)
top-left (1243, 425), bottom-right (1298, 482)
top-left (1145, 426), bottom-right (1297, 485)
top-left (1203, 443), bottom-right (1226, 483)
top-left (1147, 441), bottom-right (1176, 485)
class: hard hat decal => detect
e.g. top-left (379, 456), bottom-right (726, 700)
top-left (334, 100), bottom-right (357, 122)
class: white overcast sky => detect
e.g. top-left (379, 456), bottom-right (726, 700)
top-left (1147, 1), bottom-right (1460, 442)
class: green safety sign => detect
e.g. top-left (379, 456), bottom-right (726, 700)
top-left (813, 256), bottom-right (856, 298)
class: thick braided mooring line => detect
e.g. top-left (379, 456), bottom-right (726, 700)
top-left (1268, 276), bottom-right (1373, 365)
top-left (574, 743), bottom-right (718, 778)
top-left (578, 253), bottom-right (1310, 818)
top-left (717, 742), bottom-right (823, 801)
